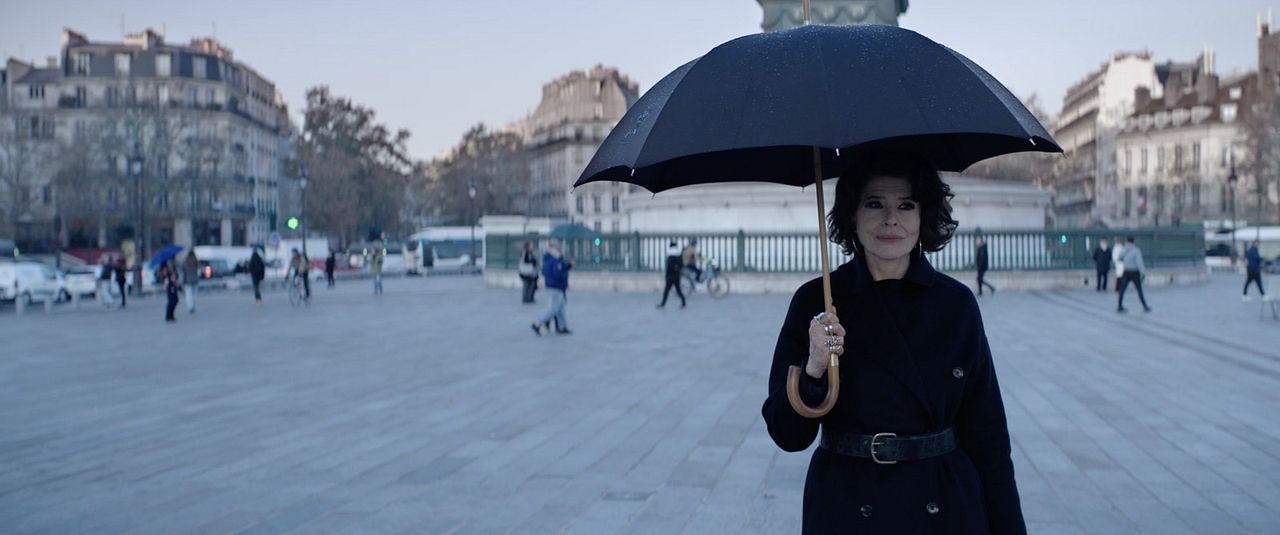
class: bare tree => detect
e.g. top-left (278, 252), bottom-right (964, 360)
top-left (0, 121), bottom-right (52, 240)
top-left (429, 123), bottom-right (530, 225)
top-left (1243, 99), bottom-right (1280, 225)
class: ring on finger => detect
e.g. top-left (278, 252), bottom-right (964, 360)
top-left (823, 323), bottom-right (833, 335)
top-left (825, 337), bottom-right (839, 350)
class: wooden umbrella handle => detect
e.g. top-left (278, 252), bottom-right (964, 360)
top-left (786, 354), bottom-right (839, 418)
top-left (784, 146), bottom-right (840, 418)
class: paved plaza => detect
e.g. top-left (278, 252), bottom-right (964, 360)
top-left (1, 270), bottom-right (1279, 534)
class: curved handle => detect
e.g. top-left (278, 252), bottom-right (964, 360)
top-left (785, 351), bottom-right (840, 418)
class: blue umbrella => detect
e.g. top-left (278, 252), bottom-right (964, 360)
top-left (573, 23), bottom-right (1061, 418)
top-left (549, 223), bottom-right (599, 240)
top-left (149, 245), bottom-right (184, 269)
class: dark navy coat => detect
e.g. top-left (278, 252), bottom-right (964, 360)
top-left (762, 255), bottom-right (1025, 534)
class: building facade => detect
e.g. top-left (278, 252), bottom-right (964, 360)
top-left (757, 0), bottom-right (907, 31)
top-left (525, 65), bottom-right (638, 234)
top-left (1111, 20), bottom-right (1280, 229)
top-left (0, 28), bottom-right (293, 253)
top-left (1049, 52), bottom-right (1163, 228)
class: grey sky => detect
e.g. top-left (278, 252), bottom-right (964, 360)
top-left (2, 1), bottom-right (1276, 160)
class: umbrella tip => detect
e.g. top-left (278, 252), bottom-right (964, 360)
top-left (630, 168), bottom-right (636, 177)
top-left (835, 148), bottom-right (840, 156)
top-left (1029, 138), bottom-right (1037, 146)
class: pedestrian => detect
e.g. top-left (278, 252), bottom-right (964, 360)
top-left (370, 246), bottom-right (384, 295)
top-left (161, 261), bottom-right (181, 322)
top-left (1111, 235), bottom-right (1125, 293)
top-left (182, 249), bottom-right (200, 314)
top-left (682, 238), bottom-right (702, 282)
top-left (1092, 238), bottom-right (1111, 292)
top-left (249, 249), bottom-right (266, 304)
top-left (290, 249), bottom-right (311, 300)
top-left (531, 239), bottom-right (574, 336)
top-left (657, 240), bottom-right (686, 308)
top-left (325, 251), bottom-right (337, 288)
top-left (1117, 236), bottom-right (1151, 313)
top-left (975, 235), bottom-right (995, 296)
top-left (761, 151), bottom-right (1025, 533)
top-left (96, 255), bottom-right (114, 307)
top-left (1243, 240), bottom-right (1267, 301)
top-left (113, 256), bottom-right (128, 308)
top-left (518, 240), bottom-right (539, 304)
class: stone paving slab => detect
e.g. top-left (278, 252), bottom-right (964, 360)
top-left (1, 271), bottom-right (1278, 534)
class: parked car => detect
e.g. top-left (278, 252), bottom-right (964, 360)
top-left (59, 266), bottom-right (99, 300)
top-left (0, 261), bottom-right (64, 304)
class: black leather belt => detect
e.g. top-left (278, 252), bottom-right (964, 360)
top-left (819, 428), bottom-right (956, 465)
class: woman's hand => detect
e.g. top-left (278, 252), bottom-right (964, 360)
top-left (807, 311), bottom-right (846, 378)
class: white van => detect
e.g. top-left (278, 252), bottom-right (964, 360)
top-left (0, 262), bottom-right (64, 304)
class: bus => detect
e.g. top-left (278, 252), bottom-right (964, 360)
top-left (1205, 226), bottom-right (1280, 270)
top-left (406, 227), bottom-right (484, 271)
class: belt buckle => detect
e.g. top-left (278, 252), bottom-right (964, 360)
top-left (870, 432), bottom-right (897, 465)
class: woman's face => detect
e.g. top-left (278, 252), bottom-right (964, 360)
top-left (854, 176), bottom-right (920, 264)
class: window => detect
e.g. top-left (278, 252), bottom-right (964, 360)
top-left (1140, 148), bottom-right (1148, 173)
top-left (1137, 186), bottom-right (1148, 215)
top-left (156, 54), bottom-right (171, 77)
top-left (1221, 185), bottom-right (1228, 212)
top-left (158, 85), bottom-right (169, 104)
top-left (206, 88), bottom-right (216, 106)
top-left (40, 117), bottom-right (54, 139)
top-left (74, 53), bottom-right (91, 75)
top-left (575, 195), bottom-right (584, 214)
top-left (1156, 147), bottom-right (1165, 172)
top-left (1190, 183), bottom-right (1200, 210)
top-left (611, 195), bottom-right (620, 213)
top-left (125, 86), bottom-right (136, 105)
top-left (1192, 143), bottom-right (1201, 170)
top-left (1155, 184), bottom-right (1165, 215)
top-left (75, 86), bottom-right (86, 107)
top-left (115, 53), bottom-right (130, 76)
top-left (193, 57), bottom-right (207, 79)
top-left (1123, 149), bottom-right (1132, 175)
top-left (593, 195), bottom-right (601, 213)
top-left (42, 186), bottom-right (52, 205)
top-left (1222, 103), bottom-right (1238, 122)
top-left (1174, 145), bottom-right (1183, 171)
top-left (28, 85), bottom-right (45, 99)
top-left (105, 86), bottom-right (119, 107)
top-left (593, 221), bottom-right (602, 234)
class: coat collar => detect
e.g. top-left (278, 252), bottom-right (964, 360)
top-left (832, 253), bottom-right (937, 296)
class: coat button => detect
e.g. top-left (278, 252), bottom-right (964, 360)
top-left (952, 367), bottom-right (964, 379)
top-left (926, 502), bottom-right (940, 514)
top-left (860, 504), bottom-right (873, 517)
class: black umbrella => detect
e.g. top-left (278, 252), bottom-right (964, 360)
top-left (576, 22), bottom-right (1060, 418)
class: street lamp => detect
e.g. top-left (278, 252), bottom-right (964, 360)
top-left (1228, 155), bottom-right (1239, 265)
top-left (128, 154), bottom-right (145, 293)
top-left (468, 180), bottom-right (477, 267)
top-left (299, 166), bottom-right (309, 259)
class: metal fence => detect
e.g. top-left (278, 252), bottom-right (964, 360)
top-left (487, 228), bottom-right (1204, 273)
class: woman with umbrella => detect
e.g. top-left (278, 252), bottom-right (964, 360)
top-left (574, 19), bottom-right (1054, 533)
top-left (761, 150), bottom-right (1024, 533)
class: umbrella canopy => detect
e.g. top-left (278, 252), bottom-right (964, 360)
top-left (549, 223), bottom-right (600, 240)
top-left (148, 245), bottom-right (184, 269)
top-left (575, 24), bottom-right (1060, 193)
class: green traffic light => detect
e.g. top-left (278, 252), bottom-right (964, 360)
top-left (287, 217), bottom-right (300, 230)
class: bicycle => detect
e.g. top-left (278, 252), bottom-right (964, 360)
top-left (680, 257), bottom-right (730, 298)
top-left (288, 273), bottom-right (310, 307)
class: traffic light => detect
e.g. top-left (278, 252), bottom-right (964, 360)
top-left (287, 217), bottom-right (300, 230)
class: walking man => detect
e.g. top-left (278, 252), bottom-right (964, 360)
top-left (1243, 240), bottom-right (1267, 301)
top-left (161, 261), bottom-right (181, 322)
top-left (370, 246), bottom-right (384, 295)
top-left (1112, 236), bottom-right (1126, 293)
top-left (1117, 236), bottom-right (1151, 313)
top-left (975, 236), bottom-right (995, 296)
top-left (325, 251), bottom-right (337, 288)
top-left (531, 239), bottom-right (574, 335)
top-left (182, 250), bottom-right (200, 314)
top-left (249, 249), bottom-right (266, 304)
top-left (1092, 239), bottom-right (1112, 292)
top-left (658, 240), bottom-right (686, 308)
top-left (682, 239), bottom-right (702, 282)
top-left (114, 256), bottom-right (128, 308)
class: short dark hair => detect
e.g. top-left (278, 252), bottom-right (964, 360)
top-left (828, 150), bottom-right (957, 256)
top-left (1127, 236), bottom-right (1135, 243)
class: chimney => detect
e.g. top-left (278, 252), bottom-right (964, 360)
top-left (45, 56), bottom-right (58, 69)
top-left (1135, 86), bottom-right (1152, 111)
top-left (1164, 70), bottom-right (1184, 106)
top-left (1196, 73), bottom-right (1219, 104)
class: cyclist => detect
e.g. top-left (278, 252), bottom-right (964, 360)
top-left (289, 249), bottom-right (311, 301)
top-left (682, 238), bottom-right (703, 282)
